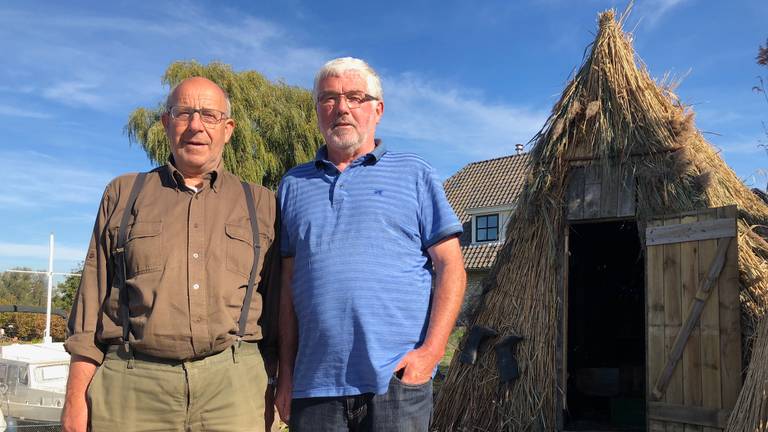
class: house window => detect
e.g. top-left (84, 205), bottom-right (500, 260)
top-left (475, 214), bottom-right (499, 242)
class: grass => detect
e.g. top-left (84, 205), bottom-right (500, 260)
top-left (433, 326), bottom-right (465, 397)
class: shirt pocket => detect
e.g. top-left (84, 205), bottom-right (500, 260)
top-left (124, 221), bottom-right (163, 277)
top-left (225, 223), bottom-right (258, 278)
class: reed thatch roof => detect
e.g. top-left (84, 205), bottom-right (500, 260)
top-left (433, 8), bottom-right (768, 431)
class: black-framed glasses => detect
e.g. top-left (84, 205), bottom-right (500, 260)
top-left (317, 92), bottom-right (379, 109)
top-left (168, 106), bottom-right (229, 125)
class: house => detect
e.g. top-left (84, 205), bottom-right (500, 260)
top-left (443, 152), bottom-right (530, 320)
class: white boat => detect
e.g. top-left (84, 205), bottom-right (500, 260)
top-left (0, 342), bottom-right (69, 424)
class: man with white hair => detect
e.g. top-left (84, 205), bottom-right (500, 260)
top-left (276, 57), bottom-right (466, 431)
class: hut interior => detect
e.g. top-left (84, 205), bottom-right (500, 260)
top-left (565, 220), bottom-right (645, 430)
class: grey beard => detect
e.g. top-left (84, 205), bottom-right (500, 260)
top-left (327, 130), bottom-right (364, 152)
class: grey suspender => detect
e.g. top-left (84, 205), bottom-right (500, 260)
top-left (238, 182), bottom-right (261, 338)
top-left (114, 172), bottom-right (147, 351)
top-left (114, 173), bottom-right (261, 349)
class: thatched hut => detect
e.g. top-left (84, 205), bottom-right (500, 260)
top-left (433, 8), bottom-right (768, 432)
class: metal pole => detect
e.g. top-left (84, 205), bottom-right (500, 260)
top-left (43, 233), bottom-right (54, 344)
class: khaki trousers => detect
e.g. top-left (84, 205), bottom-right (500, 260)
top-left (87, 342), bottom-right (267, 432)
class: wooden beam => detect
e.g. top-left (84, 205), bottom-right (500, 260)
top-left (646, 218), bottom-right (736, 246)
top-left (718, 206), bottom-right (742, 410)
top-left (563, 146), bottom-right (684, 162)
top-left (646, 219), bottom-right (666, 432)
top-left (648, 402), bottom-right (730, 428)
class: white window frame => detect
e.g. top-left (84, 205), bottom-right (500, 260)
top-left (466, 204), bottom-right (515, 245)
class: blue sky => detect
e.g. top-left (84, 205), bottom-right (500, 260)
top-left (1, 0), bottom-right (766, 278)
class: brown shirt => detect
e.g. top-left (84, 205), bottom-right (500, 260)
top-left (65, 162), bottom-right (280, 364)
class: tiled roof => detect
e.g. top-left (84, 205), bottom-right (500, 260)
top-left (444, 153), bottom-right (531, 270)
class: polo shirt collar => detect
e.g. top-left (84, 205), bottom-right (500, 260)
top-left (165, 156), bottom-right (222, 193)
top-left (314, 139), bottom-right (387, 169)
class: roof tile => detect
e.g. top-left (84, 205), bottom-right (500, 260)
top-left (444, 153), bottom-right (530, 269)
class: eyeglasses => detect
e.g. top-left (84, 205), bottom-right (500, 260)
top-left (317, 92), bottom-right (379, 109)
top-left (168, 106), bottom-right (229, 125)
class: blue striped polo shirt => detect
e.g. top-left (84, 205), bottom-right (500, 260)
top-left (278, 141), bottom-right (462, 397)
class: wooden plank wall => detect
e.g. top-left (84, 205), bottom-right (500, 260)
top-left (699, 209), bottom-right (722, 432)
top-left (680, 213), bottom-right (703, 432)
top-left (646, 206), bottom-right (741, 432)
top-left (567, 163), bottom-right (635, 220)
top-left (663, 215), bottom-right (685, 432)
top-left (647, 217), bottom-right (666, 432)
top-left (718, 207), bottom-right (741, 412)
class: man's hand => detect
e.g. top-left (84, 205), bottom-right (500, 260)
top-left (275, 374), bottom-right (292, 423)
top-left (61, 356), bottom-right (98, 432)
top-left (393, 236), bottom-right (465, 386)
top-left (394, 346), bottom-right (443, 385)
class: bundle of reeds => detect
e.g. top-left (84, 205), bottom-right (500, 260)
top-left (433, 7), bottom-right (768, 431)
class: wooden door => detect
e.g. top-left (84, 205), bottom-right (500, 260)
top-left (645, 206), bottom-right (740, 431)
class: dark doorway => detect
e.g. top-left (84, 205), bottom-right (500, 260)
top-left (565, 220), bottom-right (645, 431)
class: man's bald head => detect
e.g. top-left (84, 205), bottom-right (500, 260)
top-left (166, 77), bottom-right (232, 117)
top-left (161, 76), bottom-right (236, 185)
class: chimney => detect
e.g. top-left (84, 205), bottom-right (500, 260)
top-left (515, 143), bottom-right (524, 155)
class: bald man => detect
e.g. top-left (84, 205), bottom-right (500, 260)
top-left (61, 77), bottom-right (280, 432)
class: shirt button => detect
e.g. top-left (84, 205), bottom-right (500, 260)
top-left (192, 283), bottom-right (200, 290)
top-left (339, 184), bottom-right (345, 189)
top-left (193, 253), bottom-right (199, 259)
top-left (194, 223), bottom-right (199, 229)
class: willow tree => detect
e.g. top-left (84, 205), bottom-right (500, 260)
top-left (125, 61), bottom-right (324, 189)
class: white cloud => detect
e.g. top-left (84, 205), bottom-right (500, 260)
top-left (0, 242), bottom-right (86, 262)
top-left (0, 105), bottom-right (51, 119)
top-left (379, 73), bottom-right (548, 163)
top-left (715, 135), bottom-right (766, 155)
top-left (42, 81), bottom-right (105, 109)
top-left (0, 3), bottom-right (330, 111)
top-left (0, 2), bottom-right (544, 179)
top-left (634, 0), bottom-right (688, 27)
top-left (0, 151), bottom-right (111, 209)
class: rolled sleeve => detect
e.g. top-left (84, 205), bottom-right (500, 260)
top-left (64, 183), bottom-right (116, 364)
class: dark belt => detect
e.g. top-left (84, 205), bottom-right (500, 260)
top-left (107, 345), bottom-right (208, 365)
top-left (106, 341), bottom-right (258, 365)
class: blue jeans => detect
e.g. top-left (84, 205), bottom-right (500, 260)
top-left (290, 374), bottom-right (433, 432)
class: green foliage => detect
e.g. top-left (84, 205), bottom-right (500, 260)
top-left (0, 269), bottom-right (66, 341)
top-left (125, 61), bottom-right (324, 189)
top-left (0, 269), bottom-right (45, 306)
top-left (54, 263), bottom-right (82, 313)
top-left (433, 326), bottom-right (466, 397)
top-left (0, 314), bottom-right (66, 342)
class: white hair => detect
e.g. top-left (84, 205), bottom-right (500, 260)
top-left (312, 57), bottom-right (383, 102)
